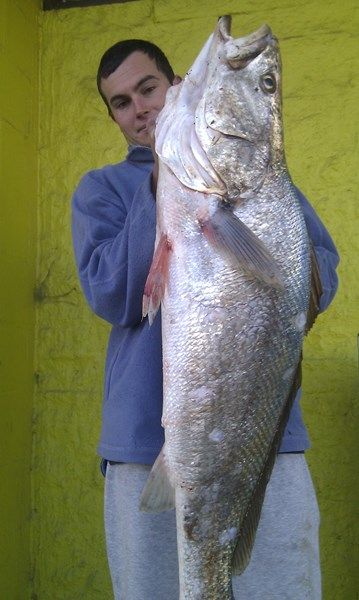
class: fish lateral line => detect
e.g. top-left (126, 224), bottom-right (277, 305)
top-left (142, 233), bottom-right (172, 325)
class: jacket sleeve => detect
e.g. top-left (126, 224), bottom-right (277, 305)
top-left (295, 187), bottom-right (339, 312)
top-left (72, 168), bottom-right (156, 327)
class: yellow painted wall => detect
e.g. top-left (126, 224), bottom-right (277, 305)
top-left (0, 0), bottom-right (39, 597)
top-left (33, 1), bottom-right (358, 599)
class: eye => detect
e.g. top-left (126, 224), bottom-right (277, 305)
top-left (260, 73), bottom-right (277, 93)
top-left (115, 99), bottom-right (130, 110)
top-left (143, 86), bottom-right (156, 95)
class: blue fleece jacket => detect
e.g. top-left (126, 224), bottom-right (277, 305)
top-left (72, 145), bottom-right (339, 463)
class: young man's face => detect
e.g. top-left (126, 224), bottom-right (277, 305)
top-left (100, 51), bottom-right (175, 147)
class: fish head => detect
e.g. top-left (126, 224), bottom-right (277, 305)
top-left (155, 16), bottom-right (285, 200)
top-left (196, 16), bottom-right (285, 199)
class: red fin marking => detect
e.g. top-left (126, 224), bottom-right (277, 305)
top-left (142, 234), bottom-right (172, 325)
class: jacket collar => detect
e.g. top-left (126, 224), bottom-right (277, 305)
top-left (127, 144), bottom-right (154, 164)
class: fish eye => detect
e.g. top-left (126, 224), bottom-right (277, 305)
top-left (260, 73), bottom-right (277, 93)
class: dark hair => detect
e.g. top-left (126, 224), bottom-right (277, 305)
top-left (97, 39), bottom-right (175, 114)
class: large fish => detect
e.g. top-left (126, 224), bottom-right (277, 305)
top-left (141, 15), bottom-right (321, 599)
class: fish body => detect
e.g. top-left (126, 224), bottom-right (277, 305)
top-left (141, 16), bottom-right (316, 600)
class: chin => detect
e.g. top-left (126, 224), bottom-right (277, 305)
top-left (126, 131), bottom-right (148, 146)
top-left (137, 136), bottom-right (152, 148)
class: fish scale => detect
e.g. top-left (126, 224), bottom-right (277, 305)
top-left (140, 16), bottom-right (316, 600)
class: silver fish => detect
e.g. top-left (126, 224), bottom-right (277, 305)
top-left (141, 15), bottom-right (320, 599)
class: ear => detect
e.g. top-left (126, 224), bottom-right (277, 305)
top-left (173, 75), bottom-right (182, 86)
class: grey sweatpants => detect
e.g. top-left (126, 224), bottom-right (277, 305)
top-left (104, 453), bottom-right (321, 600)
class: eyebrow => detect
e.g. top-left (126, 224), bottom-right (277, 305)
top-left (109, 75), bottom-right (160, 106)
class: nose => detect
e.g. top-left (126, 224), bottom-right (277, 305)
top-left (133, 95), bottom-right (149, 117)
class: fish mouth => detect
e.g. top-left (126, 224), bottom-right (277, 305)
top-left (218, 15), bottom-right (271, 42)
top-left (217, 16), bottom-right (273, 69)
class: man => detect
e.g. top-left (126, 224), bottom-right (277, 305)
top-left (72, 38), bottom-right (339, 600)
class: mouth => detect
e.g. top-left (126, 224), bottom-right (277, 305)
top-left (137, 115), bottom-right (158, 136)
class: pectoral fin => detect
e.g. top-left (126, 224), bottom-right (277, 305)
top-left (199, 205), bottom-right (284, 289)
top-left (139, 446), bottom-right (175, 513)
top-left (142, 234), bottom-right (172, 325)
